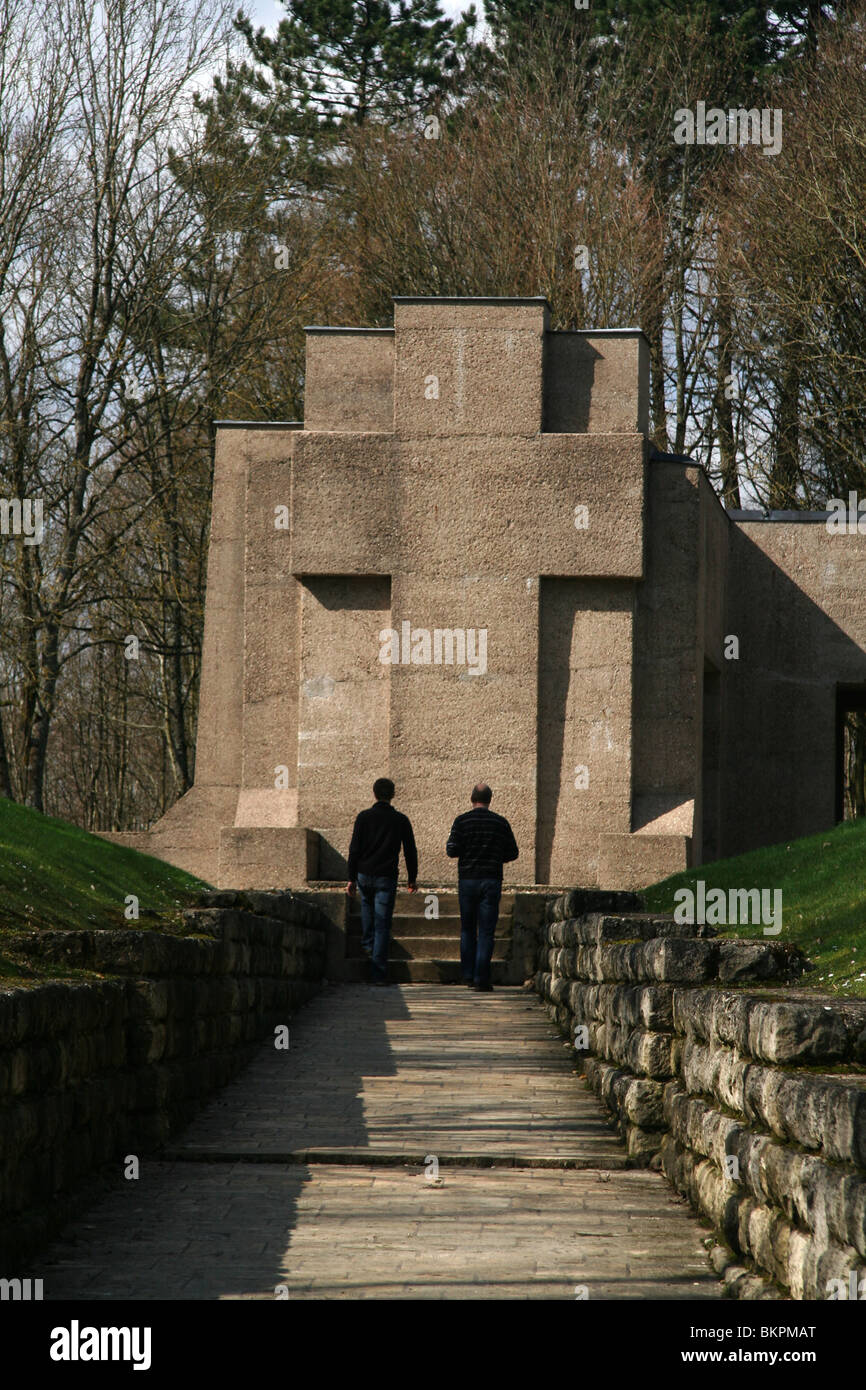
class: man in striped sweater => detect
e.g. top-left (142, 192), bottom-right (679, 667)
top-left (446, 783), bottom-right (519, 993)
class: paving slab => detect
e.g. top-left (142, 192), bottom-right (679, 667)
top-left (166, 983), bottom-right (627, 1164)
top-left (33, 983), bottom-right (722, 1299)
top-left (38, 1163), bottom-right (719, 1300)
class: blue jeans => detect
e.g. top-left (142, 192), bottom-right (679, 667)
top-left (458, 878), bottom-right (501, 988)
top-left (356, 873), bottom-right (397, 982)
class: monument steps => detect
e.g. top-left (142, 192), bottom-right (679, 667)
top-left (345, 933), bottom-right (512, 961)
top-left (337, 958), bottom-right (516, 984)
top-left (346, 888), bottom-right (514, 917)
top-left (341, 889), bottom-right (519, 982)
top-left (345, 912), bottom-right (513, 941)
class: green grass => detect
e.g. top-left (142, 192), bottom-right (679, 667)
top-left (0, 952), bottom-right (110, 988)
top-left (642, 817), bottom-right (866, 999)
top-left (0, 798), bottom-right (211, 981)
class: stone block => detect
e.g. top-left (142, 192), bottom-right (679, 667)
top-left (621, 1077), bottom-right (667, 1129)
top-left (717, 941), bottom-right (780, 983)
top-left (746, 998), bottom-right (848, 1065)
top-left (598, 832), bottom-right (691, 891)
top-left (546, 889), bottom-right (644, 922)
top-left (218, 827), bottom-right (319, 890)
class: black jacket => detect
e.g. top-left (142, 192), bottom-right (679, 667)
top-left (446, 806), bottom-right (519, 880)
top-left (348, 801), bottom-right (418, 882)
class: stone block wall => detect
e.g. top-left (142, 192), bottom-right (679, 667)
top-left (535, 892), bottom-right (866, 1299)
top-left (0, 891), bottom-right (326, 1266)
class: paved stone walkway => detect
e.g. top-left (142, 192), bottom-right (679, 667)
top-left (37, 985), bottom-right (721, 1300)
top-left (168, 980), bottom-right (628, 1164)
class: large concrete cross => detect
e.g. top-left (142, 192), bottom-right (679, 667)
top-left (122, 297), bottom-right (695, 888)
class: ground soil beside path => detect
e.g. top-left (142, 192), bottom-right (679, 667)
top-left (37, 984), bottom-right (721, 1300)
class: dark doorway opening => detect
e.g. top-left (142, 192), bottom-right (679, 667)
top-left (835, 685), bottom-right (866, 822)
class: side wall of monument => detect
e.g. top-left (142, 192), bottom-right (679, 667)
top-left (606, 460), bottom-right (727, 888)
top-left (99, 424), bottom-right (308, 888)
top-left (721, 520), bottom-right (866, 858)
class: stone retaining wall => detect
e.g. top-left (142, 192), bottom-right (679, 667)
top-left (0, 891), bottom-right (326, 1267)
top-left (535, 892), bottom-right (866, 1299)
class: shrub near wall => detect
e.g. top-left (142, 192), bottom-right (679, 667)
top-left (535, 890), bottom-right (866, 1300)
top-left (0, 891), bottom-right (326, 1268)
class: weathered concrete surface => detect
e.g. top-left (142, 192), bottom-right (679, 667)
top-left (101, 298), bottom-right (866, 891)
top-left (166, 982), bottom-right (629, 1163)
top-left (34, 985), bottom-right (721, 1300)
top-left (104, 298), bottom-right (682, 890)
top-left (35, 1163), bottom-right (717, 1301)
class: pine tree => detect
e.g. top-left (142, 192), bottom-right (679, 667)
top-left (197, 1), bottom-right (477, 197)
top-left (233, 0), bottom-right (477, 132)
top-left (485, 0), bottom-right (853, 77)
top-left (483, 0), bottom-right (591, 60)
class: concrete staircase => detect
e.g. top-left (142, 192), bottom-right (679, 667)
top-left (344, 889), bottom-right (516, 983)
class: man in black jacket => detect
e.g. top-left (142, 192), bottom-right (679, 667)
top-left (347, 778), bottom-right (417, 984)
top-left (446, 783), bottom-right (519, 992)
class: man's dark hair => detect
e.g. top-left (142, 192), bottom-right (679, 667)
top-left (471, 782), bottom-right (492, 805)
top-left (373, 777), bottom-right (395, 801)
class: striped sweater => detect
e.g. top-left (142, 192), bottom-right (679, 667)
top-left (445, 806), bottom-right (519, 880)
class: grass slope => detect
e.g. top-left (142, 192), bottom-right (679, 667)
top-left (0, 797), bottom-right (209, 947)
top-left (643, 817), bottom-right (866, 999)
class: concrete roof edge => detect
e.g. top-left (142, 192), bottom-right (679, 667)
top-left (729, 509), bottom-right (833, 523)
top-left (392, 295), bottom-right (552, 309)
top-left (304, 326), bottom-right (394, 334)
top-left (649, 450), bottom-right (699, 466)
top-left (214, 420), bottom-right (303, 429)
top-left (553, 327), bottom-right (649, 342)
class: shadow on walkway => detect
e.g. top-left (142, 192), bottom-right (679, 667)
top-left (35, 985), bottom-right (720, 1300)
top-left (39, 983), bottom-right (409, 1299)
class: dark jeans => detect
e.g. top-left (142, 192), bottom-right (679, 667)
top-left (356, 873), bottom-right (397, 982)
top-left (458, 877), bottom-right (502, 987)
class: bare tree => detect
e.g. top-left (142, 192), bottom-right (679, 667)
top-left (719, 4), bottom-right (866, 507)
top-left (0, 0), bottom-right (234, 810)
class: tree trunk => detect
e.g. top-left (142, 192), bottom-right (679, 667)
top-left (0, 704), bottom-right (14, 800)
top-left (846, 711), bottom-right (866, 820)
top-left (770, 334), bottom-right (800, 508)
top-left (642, 260), bottom-right (668, 450)
top-left (714, 292), bottom-right (740, 507)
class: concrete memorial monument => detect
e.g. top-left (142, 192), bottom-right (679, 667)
top-left (106, 297), bottom-right (866, 889)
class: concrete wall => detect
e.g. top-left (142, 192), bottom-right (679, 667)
top-left (535, 892), bottom-right (866, 1300)
top-left (632, 462), bottom-right (701, 841)
top-left (304, 329), bottom-right (394, 432)
top-left (0, 893), bottom-right (327, 1268)
top-left (544, 330), bottom-right (650, 435)
top-left (236, 429), bottom-right (299, 835)
top-left (117, 294), bottom-right (866, 895)
top-left (536, 578), bottom-right (635, 884)
top-left (102, 425), bottom-right (305, 885)
top-left (722, 521), bottom-right (866, 858)
top-left (297, 576), bottom-right (391, 879)
top-left (245, 299), bottom-right (650, 886)
top-left (696, 480), bottom-right (729, 863)
top-left (120, 300), bottom-right (662, 889)
top-left (600, 458), bottom-right (705, 888)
